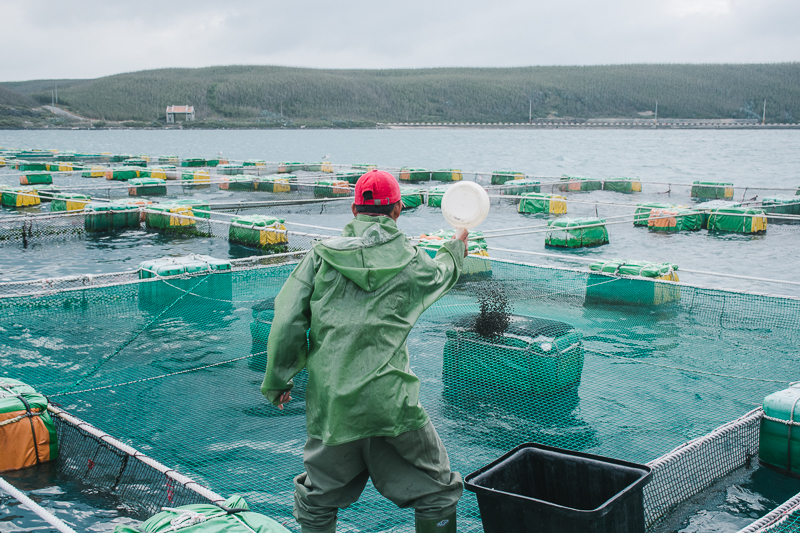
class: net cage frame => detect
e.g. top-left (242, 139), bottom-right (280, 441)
top-left (2, 253), bottom-right (800, 532)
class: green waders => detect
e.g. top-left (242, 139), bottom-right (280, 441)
top-left (293, 422), bottom-right (461, 533)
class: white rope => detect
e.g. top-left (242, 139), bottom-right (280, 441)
top-left (0, 477), bottom-right (78, 533)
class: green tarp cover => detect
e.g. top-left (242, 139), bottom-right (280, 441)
top-left (17, 163), bottom-right (47, 171)
top-left (400, 187), bottom-right (424, 209)
top-left (432, 169), bottom-right (461, 182)
top-left (419, 229), bottom-right (488, 256)
top-left (84, 202), bottom-right (140, 232)
top-left (110, 154), bottom-right (133, 162)
top-left (173, 199), bottom-right (211, 218)
top-left (633, 203), bottom-right (682, 226)
top-left (559, 175), bottom-right (602, 191)
top-left (216, 164), bottom-right (245, 175)
top-left (762, 196), bottom-right (800, 215)
top-left (229, 215), bottom-right (287, 250)
top-left (158, 156), bottom-right (178, 163)
top-left (545, 218), bottom-right (609, 248)
top-left (243, 160), bottom-right (266, 166)
top-left (181, 159), bottom-right (207, 167)
top-left (427, 185), bottom-right (449, 207)
top-left (400, 168), bottom-right (431, 181)
top-left (222, 176), bottom-right (257, 190)
top-left (647, 208), bottom-right (703, 232)
top-left (491, 170), bottom-right (525, 185)
top-left (108, 168), bottom-right (139, 181)
top-left (518, 193), bottom-right (561, 214)
top-left (280, 162), bottom-right (304, 172)
top-left (759, 385), bottom-right (800, 476)
top-left (35, 186), bottom-right (60, 201)
top-left (129, 178), bottom-right (165, 187)
top-left (50, 193), bottom-right (91, 212)
top-left (502, 179), bottom-right (541, 195)
top-left (707, 207), bottom-right (767, 234)
top-left (691, 181), bottom-right (734, 199)
top-left (139, 255), bottom-right (232, 279)
top-left (351, 164), bottom-right (377, 171)
top-left (23, 173), bottom-right (52, 185)
top-left (697, 200), bottom-right (740, 228)
top-left (603, 177), bottom-right (641, 192)
top-left (122, 159), bottom-right (148, 167)
top-left (113, 495), bottom-right (290, 533)
top-left (0, 378), bottom-right (58, 465)
top-left (314, 180), bottom-right (351, 198)
top-left (443, 315), bottom-right (584, 394)
top-left (335, 172), bottom-right (363, 185)
top-left (589, 259), bottom-right (678, 278)
top-left (1, 188), bottom-right (38, 207)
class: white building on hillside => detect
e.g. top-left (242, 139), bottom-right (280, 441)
top-left (166, 105), bottom-right (195, 123)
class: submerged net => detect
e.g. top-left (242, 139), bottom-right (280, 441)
top-left (2, 257), bottom-right (799, 532)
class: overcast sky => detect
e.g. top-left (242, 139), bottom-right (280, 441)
top-left (3, 0), bottom-right (799, 81)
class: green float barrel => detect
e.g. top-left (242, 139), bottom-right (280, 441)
top-left (128, 178), bottom-right (167, 196)
top-left (759, 384), bottom-right (800, 477)
top-left (586, 260), bottom-right (680, 306)
top-left (545, 218), bottom-right (608, 248)
top-left (691, 181), bottom-right (734, 200)
top-left (229, 215), bottom-right (288, 252)
top-left (84, 202), bottom-right (141, 232)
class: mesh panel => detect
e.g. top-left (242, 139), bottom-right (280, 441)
top-left (2, 257), bottom-right (799, 532)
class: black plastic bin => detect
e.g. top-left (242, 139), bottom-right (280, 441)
top-left (464, 443), bottom-right (652, 533)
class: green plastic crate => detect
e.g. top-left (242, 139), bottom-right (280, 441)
top-left (545, 218), bottom-right (608, 248)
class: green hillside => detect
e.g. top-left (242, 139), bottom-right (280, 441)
top-left (2, 64), bottom-right (799, 124)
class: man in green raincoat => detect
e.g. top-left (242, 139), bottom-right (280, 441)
top-left (262, 170), bottom-right (468, 533)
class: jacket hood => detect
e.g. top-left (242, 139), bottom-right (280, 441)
top-left (313, 215), bottom-right (416, 292)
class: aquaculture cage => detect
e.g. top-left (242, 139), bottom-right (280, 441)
top-left (603, 177), bottom-right (642, 193)
top-left (707, 207), bottom-right (768, 234)
top-left (218, 175), bottom-right (257, 191)
top-left (491, 170), bottom-right (525, 185)
top-left (558, 175), bottom-right (603, 192)
top-left (500, 179), bottom-right (541, 196)
top-left (647, 208), bottom-right (702, 232)
top-left (432, 169), bottom-right (463, 182)
top-left (400, 186), bottom-right (424, 209)
top-left (762, 196), bottom-right (800, 216)
top-left (128, 178), bottom-right (167, 196)
top-left (399, 168), bottom-right (431, 182)
top-left (228, 215), bottom-right (288, 252)
top-left (50, 193), bottom-right (92, 212)
top-left (427, 185), bottom-right (450, 207)
top-left (586, 260), bottom-right (680, 306)
top-left (20, 172), bottom-right (52, 185)
top-left (633, 203), bottom-right (687, 226)
top-left (255, 176), bottom-right (292, 193)
top-left (518, 193), bottom-right (567, 214)
top-left (545, 218), bottom-right (609, 248)
top-left (691, 181), bottom-right (734, 200)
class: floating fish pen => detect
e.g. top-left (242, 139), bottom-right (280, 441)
top-left (762, 196), bottom-right (800, 215)
top-left (691, 181), bottom-right (735, 200)
top-left (50, 193), bottom-right (92, 212)
top-left (255, 176), bottom-right (292, 193)
top-left (603, 177), bottom-right (642, 193)
top-left (586, 260), bottom-right (681, 306)
top-left (545, 218), bottom-right (608, 247)
top-left (647, 208), bottom-right (702, 232)
top-left (314, 180), bottom-right (351, 198)
top-left (518, 192), bottom-right (567, 214)
top-left (558, 175), bottom-right (603, 192)
top-left (19, 172), bottom-right (52, 185)
top-left (128, 177), bottom-right (168, 196)
top-left (707, 207), bottom-right (768, 234)
top-left (400, 186), bottom-right (424, 209)
top-left (84, 201), bottom-right (141, 232)
top-left (218, 175), bottom-right (257, 191)
top-left (427, 185), bottom-right (450, 207)
top-left (432, 168), bottom-right (463, 182)
top-left (229, 215), bottom-right (288, 252)
top-left (500, 179), bottom-right (541, 195)
top-left (105, 167), bottom-right (140, 181)
top-left (491, 170), bottom-right (526, 185)
top-left (400, 167), bottom-right (432, 182)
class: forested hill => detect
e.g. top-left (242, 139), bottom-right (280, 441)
top-left (2, 64), bottom-right (799, 124)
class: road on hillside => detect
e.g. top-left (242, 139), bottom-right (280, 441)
top-left (43, 106), bottom-right (89, 121)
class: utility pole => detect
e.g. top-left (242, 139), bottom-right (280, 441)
top-left (55, 84), bottom-right (58, 105)
top-left (762, 99), bottom-right (766, 125)
top-left (51, 90), bottom-right (54, 107)
top-left (529, 100), bottom-right (532, 124)
top-left (654, 100), bottom-right (658, 127)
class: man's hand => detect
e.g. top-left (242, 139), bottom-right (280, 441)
top-left (454, 228), bottom-right (469, 257)
top-left (277, 391), bottom-right (292, 410)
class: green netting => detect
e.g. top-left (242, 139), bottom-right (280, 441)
top-left (2, 258), bottom-right (799, 532)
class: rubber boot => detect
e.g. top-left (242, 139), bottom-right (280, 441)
top-left (415, 512), bottom-right (456, 533)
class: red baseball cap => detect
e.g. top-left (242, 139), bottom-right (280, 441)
top-left (354, 170), bottom-right (401, 206)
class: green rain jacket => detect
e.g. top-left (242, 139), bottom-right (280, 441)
top-left (261, 215), bottom-right (465, 445)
